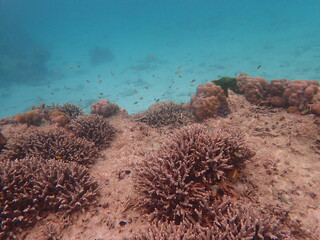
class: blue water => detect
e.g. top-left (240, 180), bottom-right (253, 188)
top-left (1, 0), bottom-right (320, 117)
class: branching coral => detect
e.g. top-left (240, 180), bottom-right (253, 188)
top-left (90, 98), bottom-right (120, 118)
top-left (135, 124), bottom-right (255, 224)
top-left (0, 157), bottom-right (99, 239)
top-left (188, 82), bottom-right (229, 121)
top-left (131, 101), bottom-right (195, 127)
top-left (2, 128), bottom-right (98, 165)
top-left (127, 198), bottom-right (289, 240)
top-left (70, 114), bottom-right (116, 147)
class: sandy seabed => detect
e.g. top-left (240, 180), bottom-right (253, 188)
top-left (1, 92), bottom-right (320, 240)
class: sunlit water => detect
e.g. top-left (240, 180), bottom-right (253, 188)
top-left (1, 0), bottom-right (320, 117)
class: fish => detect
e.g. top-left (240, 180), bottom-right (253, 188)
top-left (99, 93), bottom-right (104, 95)
top-left (50, 92), bottom-right (54, 95)
top-left (179, 75), bottom-right (182, 78)
top-left (67, 66), bottom-right (73, 70)
top-left (98, 80), bottom-right (102, 83)
top-left (133, 101), bottom-right (138, 104)
top-left (55, 155), bottom-right (62, 159)
top-left (155, 98), bottom-right (160, 102)
top-left (134, 89), bottom-right (138, 94)
top-left (111, 72), bottom-right (115, 76)
top-left (97, 74), bottom-right (101, 78)
top-left (77, 65), bottom-right (80, 68)
top-left (257, 64), bottom-right (262, 70)
top-left (177, 65), bottom-right (183, 69)
top-left (175, 70), bottom-right (180, 74)
top-left (85, 80), bottom-right (90, 83)
top-left (140, 97), bottom-right (143, 100)
top-left (144, 86), bottom-right (149, 89)
top-left (147, 55), bottom-right (155, 59)
top-left (190, 79), bottom-right (196, 83)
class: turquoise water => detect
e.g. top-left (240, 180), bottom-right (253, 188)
top-left (1, 0), bottom-right (320, 117)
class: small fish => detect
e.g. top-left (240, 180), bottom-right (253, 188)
top-left (50, 92), bottom-right (54, 95)
top-left (85, 80), bottom-right (90, 83)
top-left (133, 101), bottom-right (138, 104)
top-left (140, 97), bottom-right (143, 100)
top-left (155, 98), bottom-right (160, 102)
top-left (231, 169), bottom-right (238, 179)
top-left (134, 89), bottom-right (138, 94)
top-left (97, 74), bottom-right (101, 78)
top-left (79, 99), bottom-right (82, 101)
top-left (98, 80), bottom-right (102, 83)
top-left (145, 86), bottom-right (149, 89)
top-left (147, 55), bottom-right (155, 59)
top-left (55, 155), bottom-right (62, 159)
top-left (179, 75), bottom-right (182, 78)
top-left (77, 65), bottom-right (80, 68)
top-left (111, 72), bottom-right (115, 76)
top-left (257, 64), bottom-right (262, 70)
top-left (53, 70), bottom-right (59, 74)
top-left (190, 79), bottom-right (196, 83)
top-left (175, 70), bottom-right (180, 74)
top-left (177, 65), bottom-right (183, 69)
top-left (99, 93), bottom-right (103, 95)
top-left (67, 66), bottom-right (73, 70)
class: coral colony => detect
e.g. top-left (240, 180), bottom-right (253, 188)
top-left (0, 75), bottom-right (319, 239)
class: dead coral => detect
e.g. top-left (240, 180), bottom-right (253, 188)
top-left (2, 128), bottom-right (97, 165)
top-left (135, 124), bottom-right (255, 224)
top-left (132, 101), bottom-right (195, 127)
top-left (0, 157), bottom-right (98, 239)
top-left (70, 114), bottom-right (116, 147)
top-left (90, 98), bottom-right (120, 118)
top-left (188, 82), bottom-right (229, 121)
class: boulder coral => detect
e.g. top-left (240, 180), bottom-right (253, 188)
top-left (188, 82), bottom-right (229, 121)
top-left (90, 98), bottom-right (120, 118)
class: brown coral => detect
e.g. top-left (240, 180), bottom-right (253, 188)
top-left (131, 101), bottom-right (195, 127)
top-left (0, 131), bottom-right (6, 152)
top-left (13, 109), bottom-right (44, 126)
top-left (70, 114), bottom-right (116, 147)
top-left (236, 75), bottom-right (268, 104)
top-left (189, 82), bottom-right (229, 121)
top-left (90, 98), bottom-right (120, 118)
top-left (47, 110), bottom-right (69, 127)
top-left (266, 78), bottom-right (290, 107)
top-left (2, 128), bottom-right (98, 165)
top-left (135, 124), bottom-right (255, 224)
top-left (0, 157), bottom-right (98, 239)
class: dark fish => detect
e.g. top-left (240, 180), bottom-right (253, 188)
top-left (50, 92), bottom-right (54, 95)
top-left (133, 101), bottom-right (138, 104)
top-left (97, 74), bottom-right (101, 78)
top-left (99, 93), bottom-right (103, 95)
top-left (98, 80), bottom-right (102, 83)
top-left (155, 98), bottom-right (160, 102)
top-left (145, 86), bottom-right (149, 89)
top-left (111, 72), bottom-right (115, 76)
top-left (179, 75), bottom-right (182, 78)
top-left (190, 79), bottom-right (196, 83)
top-left (257, 64), bottom-right (262, 70)
top-left (85, 80), bottom-right (90, 83)
top-left (215, 102), bottom-right (230, 118)
top-left (77, 65), bottom-right (80, 68)
top-left (140, 97), bottom-right (143, 100)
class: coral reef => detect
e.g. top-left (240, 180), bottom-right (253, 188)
top-left (2, 128), bottom-right (98, 165)
top-left (127, 198), bottom-right (289, 240)
top-left (188, 82), bottom-right (230, 121)
top-left (90, 98), bottom-right (120, 118)
top-left (13, 109), bottom-right (44, 126)
top-left (236, 75), bottom-right (269, 104)
top-left (70, 114), bottom-right (116, 147)
top-left (89, 46), bottom-right (114, 65)
top-left (131, 101), bottom-right (195, 127)
top-left (0, 157), bottom-right (98, 239)
top-left (135, 124), bottom-right (255, 224)
top-left (234, 74), bottom-right (319, 113)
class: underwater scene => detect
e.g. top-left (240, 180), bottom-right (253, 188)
top-left (0, 0), bottom-right (320, 239)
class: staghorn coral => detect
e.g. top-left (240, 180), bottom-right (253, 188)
top-left (90, 98), bottom-right (120, 118)
top-left (0, 157), bottom-right (98, 239)
top-left (127, 198), bottom-right (289, 240)
top-left (188, 82), bottom-right (229, 121)
top-left (70, 114), bottom-right (116, 147)
top-left (131, 101), bottom-right (195, 127)
top-left (135, 124), bottom-right (255, 224)
top-left (2, 128), bottom-right (98, 165)
top-left (236, 75), bottom-right (269, 104)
